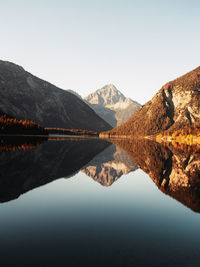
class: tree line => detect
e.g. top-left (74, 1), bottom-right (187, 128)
top-left (0, 114), bottom-right (48, 135)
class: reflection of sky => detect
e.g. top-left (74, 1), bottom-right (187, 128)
top-left (0, 169), bottom-right (200, 266)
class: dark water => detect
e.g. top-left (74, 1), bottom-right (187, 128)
top-left (1, 137), bottom-right (200, 266)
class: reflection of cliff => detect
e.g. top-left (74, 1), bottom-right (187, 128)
top-left (0, 139), bottom-right (110, 202)
top-left (81, 145), bottom-right (137, 186)
top-left (112, 138), bottom-right (200, 212)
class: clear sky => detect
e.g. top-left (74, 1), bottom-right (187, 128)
top-left (1, 0), bottom-right (200, 104)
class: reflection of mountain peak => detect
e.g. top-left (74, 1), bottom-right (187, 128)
top-left (0, 139), bottom-right (110, 203)
top-left (81, 144), bottom-right (137, 186)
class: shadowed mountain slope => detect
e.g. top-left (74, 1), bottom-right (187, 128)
top-left (0, 60), bottom-right (112, 132)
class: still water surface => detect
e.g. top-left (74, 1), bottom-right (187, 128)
top-left (0, 137), bottom-right (200, 266)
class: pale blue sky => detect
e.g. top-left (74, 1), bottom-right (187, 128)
top-left (1, 0), bottom-right (200, 104)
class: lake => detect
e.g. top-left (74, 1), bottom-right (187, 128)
top-left (0, 137), bottom-right (200, 267)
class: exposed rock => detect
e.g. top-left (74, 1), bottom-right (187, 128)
top-left (102, 67), bottom-right (200, 136)
top-left (0, 60), bottom-right (112, 132)
top-left (81, 144), bottom-right (137, 186)
top-left (84, 84), bottom-right (140, 127)
top-left (112, 138), bottom-right (200, 213)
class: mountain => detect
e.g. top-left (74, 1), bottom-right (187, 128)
top-left (67, 89), bottom-right (82, 99)
top-left (84, 84), bottom-right (140, 127)
top-left (0, 60), bottom-right (112, 132)
top-left (101, 67), bottom-right (200, 137)
top-left (81, 144), bottom-right (138, 186)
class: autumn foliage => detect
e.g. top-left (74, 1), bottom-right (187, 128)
top-left (46, 127), bottom-right (98, 136)
top-left (0, 114), bottom-right (48, 135)
top-left (156, 123), bottom-right (200, 152)
top-left (170, 124), bottom-right (200, 137)
top-left (158, 123), bottom-right (200, 139)
top-left (0, 136), bottom-right (47, 153)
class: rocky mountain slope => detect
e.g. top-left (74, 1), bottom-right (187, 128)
top-left (81, 144), bottom-right (137, 186)
top-left (101, 67), bottom-right (200, 137)
top-left (84, 84), bottom-right (140, 127)
top-left (0, 60), bottom-right (112, 132)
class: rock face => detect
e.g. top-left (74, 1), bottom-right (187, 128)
top-left (81, 144), bottom-right (137, 186)
top-left (112, 138), bottom-right (200, 212)
top-left (102, 67), bottom-right (200, 136)
top-left (0, 60), bottom-right (112, 132)
top-left (84, 84), bottom-right (140, 127)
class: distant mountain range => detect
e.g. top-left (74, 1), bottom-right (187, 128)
top-left (101, 67), bottom-right (200, 137)
top-left (0, 60), bottom-right (111, 132)
top-left (84, 84), bottom-right (140, 127)
top-left (1, 59), bottom-right (199, 139)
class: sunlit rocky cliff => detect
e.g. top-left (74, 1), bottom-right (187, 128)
top-left (84, 84), bottom-right (140, 127)
top-left (101, 67), bottom-right (200, 137)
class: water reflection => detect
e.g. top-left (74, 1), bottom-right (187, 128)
top-left (0, 137), bottom-right (110, 202)
top-left (112, 138), bottom-right (200, 212)
top-left (0, 136), bottom-right (139, 203)
top-left (1, 136), bottom-right (200, 266)
top-left (0, 136), bottom-right (47, 153)
top-left (1, 135), bottom-right (200, 213)
top-left (81, 144), bottom-right (138, 186)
